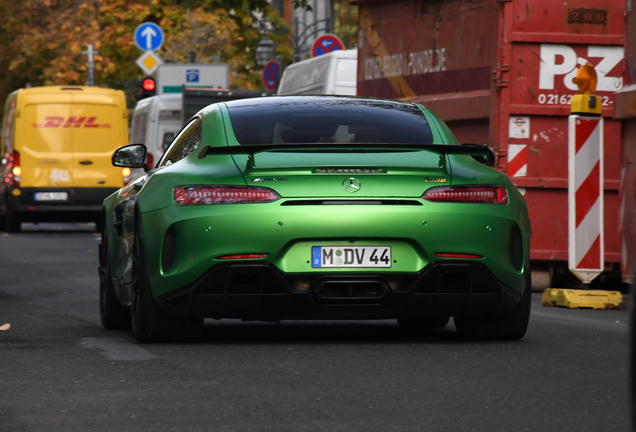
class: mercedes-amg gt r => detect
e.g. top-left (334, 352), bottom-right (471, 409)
top-left (99, 96), bottom-right (531, 342)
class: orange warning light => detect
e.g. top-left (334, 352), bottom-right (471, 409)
top-left (575, 63), bottom-right (598, 94)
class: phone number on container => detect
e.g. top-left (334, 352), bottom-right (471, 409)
top-left (537, 94), bottom-right (612, 106)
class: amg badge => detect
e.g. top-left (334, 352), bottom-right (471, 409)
top-left (252, 178), bottom-right (287, 182)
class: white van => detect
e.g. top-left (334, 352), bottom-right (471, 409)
top-left (130, 94), bottom-right (182, 168)
top-left (277, 49), bottom-right (357, 95)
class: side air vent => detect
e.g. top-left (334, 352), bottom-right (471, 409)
top-left (511, 227), bottom-right (523, 271)
top-left (313, 168), bottom-right (385, 174)
top-left (281, 200), bottom-right (422, 206)
top-left (161, 230), bottom-right (175, 273)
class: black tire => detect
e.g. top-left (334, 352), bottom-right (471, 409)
top-left (6, 205), bottom-right (20, 233)
top-left (94, 217), bottom-right (104, 234)
top-left (130, 214), bottom-right (203, 343)
top-left (454, 272), bottom-right (531, 341)
top-left (99, 222), bottom-right (131, 329)
top-left (398, 316), bottom-right (450, 329)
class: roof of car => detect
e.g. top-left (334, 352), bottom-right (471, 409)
top-left (222, 95), bottom-right (421, 109)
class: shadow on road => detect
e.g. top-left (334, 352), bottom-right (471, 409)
top-left (197, 320), bottom-right (469, 345)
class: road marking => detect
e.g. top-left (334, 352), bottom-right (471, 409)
top-left (80, 337), bottom-right (160, 361)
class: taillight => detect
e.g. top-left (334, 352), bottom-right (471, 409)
top-left (174, 186), bottom-right (281, 205)
top-left (8, 150), bottom-right (20, 188)
top-left (122, 167), bottom-right (133, 185)
top-left (146, 153), bottom-right (154, 168)
top-left (422, 185), bottom-right (508, 204)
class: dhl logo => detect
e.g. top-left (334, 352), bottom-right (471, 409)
top-left (33, 117), bottom-right (111, 128)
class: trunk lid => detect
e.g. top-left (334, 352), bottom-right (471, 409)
top-left (233, 151), bottom-right (449, 198)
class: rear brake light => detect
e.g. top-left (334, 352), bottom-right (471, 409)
top-left (217, 254), bottom-right (268, 260)
top-left (422, 185), bottom-right (508, 204)
top-left (146, 153), bottom-right (154, 168)
top-left (174, 186), bottom-right (280, 205)
top-left (10, 150), bottom-right (20, 188)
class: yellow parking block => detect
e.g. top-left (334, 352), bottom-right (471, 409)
top-left (541, 289), bottom-right (623, 310)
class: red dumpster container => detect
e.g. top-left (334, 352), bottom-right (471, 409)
top-left (615, 3), bottom-right (636, 285)
top-left (354, 0), bottom-right (625, 288)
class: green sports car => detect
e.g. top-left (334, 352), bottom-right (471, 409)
top-left (99, 96), bottom-right (532, 342)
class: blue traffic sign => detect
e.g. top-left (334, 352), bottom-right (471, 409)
top-left (186, 69), bottom-right (200, 83)
top-left (312, 34), bottom-right (344, 57)
top-left (262, 60), bottom-right (280, 91)
top-left (134, 22), bottom-right (164, 51)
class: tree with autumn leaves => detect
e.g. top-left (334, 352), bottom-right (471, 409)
top-left (0, 0), bottom-right (292, 111)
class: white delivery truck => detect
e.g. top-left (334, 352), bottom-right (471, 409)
top-left (130, 94), bottom-right (183, 169)
top-left (277, 49), bottom-right (357, 95)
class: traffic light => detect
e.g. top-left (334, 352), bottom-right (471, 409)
top-left (135, 76), bottom-right (156, 100)
top-left (142, 77), bottom-right (156, 93)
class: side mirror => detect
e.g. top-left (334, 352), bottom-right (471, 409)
top-left (112, 144), bottom-right (150, 171)
top-left (461, 143), bottom-right (495, 167)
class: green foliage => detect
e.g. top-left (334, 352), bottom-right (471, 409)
top-left (0, 0), bottom-right (279, 113)
top-left (292, 0), bottom-right (313, 12)
top-left (334, 0), bottom-right (358, 49)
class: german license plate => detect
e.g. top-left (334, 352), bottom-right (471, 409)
top-left (34, 192), bottom-right (68, 201)
top-left (311, 246), bottom-right (391, 268)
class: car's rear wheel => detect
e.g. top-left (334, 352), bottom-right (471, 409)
top-left (454, 272), bottom-right (531, 341)
top-left (99, 221), bottom-right (130, 329)
top-left (130, 214), bottom-right (203, 343)
top-left (398, 317), bottom-right (450, 329)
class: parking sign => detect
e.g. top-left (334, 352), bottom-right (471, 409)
top-left (186, 69), bottom-right (200, 83)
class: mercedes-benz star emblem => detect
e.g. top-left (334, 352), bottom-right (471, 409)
top-left (342, 177), bottom-right (361, 193)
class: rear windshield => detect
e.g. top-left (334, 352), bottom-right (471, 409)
top-left (227, 99), bottom-right (433, 145)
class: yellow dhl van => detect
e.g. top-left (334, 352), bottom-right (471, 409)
top-left (0, 86), bottom-right (129, 232)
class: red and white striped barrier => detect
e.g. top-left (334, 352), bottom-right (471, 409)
top-left (568, 115), bottom-right (604, 283)
top-left (507, 144), bottom-right (528, 178)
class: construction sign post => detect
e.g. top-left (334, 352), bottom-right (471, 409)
top-left (568, 63), bottom-right (604, 284)
top-left (541, 62), bottom-right (622, 309)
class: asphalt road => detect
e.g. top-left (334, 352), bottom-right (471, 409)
top-left (0, 223), bottom-right (630, 432)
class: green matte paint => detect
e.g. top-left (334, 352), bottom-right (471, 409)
top-left (103, 97), bottom-right (531, 306)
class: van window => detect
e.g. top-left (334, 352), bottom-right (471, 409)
top-left (131, 112), bottom-right (148, 144)
top-left (158, 118), bottom-right (202, 167)
top-left (159, 110), bottom-right (180, 121)
top-left (162, 132), bottom-right (175, 151)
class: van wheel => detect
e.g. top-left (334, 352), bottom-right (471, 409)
top-left (94, 217), bottom-right (103, 234)
top-left (6, 207), bottom-right (21, 233)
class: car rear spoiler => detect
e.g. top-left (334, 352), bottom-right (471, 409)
top-left (198, 143), bottom-right (492, 159)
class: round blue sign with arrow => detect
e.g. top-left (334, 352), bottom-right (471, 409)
top-left (134, 22), bottom-right (164, 52)
top-left (262, 60), bottom-right (280, 91)
top-left (312, 34), bottom-right (344, 57)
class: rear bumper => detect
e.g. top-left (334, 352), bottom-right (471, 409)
top-left (156, 261), bottom-right (524, 321)
top-left (7, 187), bottom-right (117, 220)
